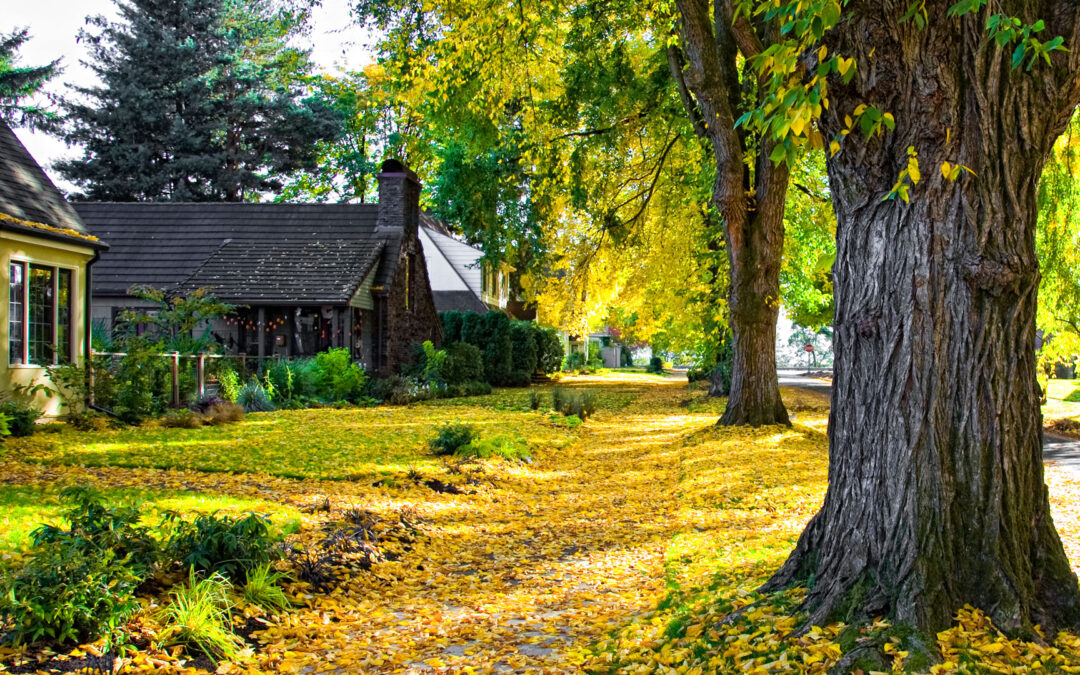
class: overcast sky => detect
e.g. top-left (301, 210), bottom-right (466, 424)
top-left (7, 0), bottom-right (375, 189)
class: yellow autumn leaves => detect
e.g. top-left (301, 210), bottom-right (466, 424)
top-left (4, 373), bottom-right (1080, 672)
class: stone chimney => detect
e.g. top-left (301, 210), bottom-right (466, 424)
top-left (376, 158), bottom-right (421, 236)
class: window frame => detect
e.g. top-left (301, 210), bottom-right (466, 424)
top-left (8, 259), bottom-right (76, 367)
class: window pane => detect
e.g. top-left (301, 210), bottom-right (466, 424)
top-left (9, 262), bottom-right (25, 365)
top-left (57, 269), bottom-right (72, 363)
top-left (28, 265), bottom-right (55, 365)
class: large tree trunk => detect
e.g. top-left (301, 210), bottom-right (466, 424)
top-left (719, 152), bottom-right (790, 426)
top-left (768, 2), bottom-right (1080, 635)
top-left (675, 0), bottom-right (791, 426)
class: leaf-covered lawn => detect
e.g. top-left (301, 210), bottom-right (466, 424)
top-left (2, 390), bottom-right (582, 480)
top-left (3, 373), bottom-right (1080, 673)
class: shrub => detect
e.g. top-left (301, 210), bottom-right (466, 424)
top-left (440, 311), bottom-right (466, 344)
top-left (463, 380), bottom-right (492, 396)
top-left (216, 368), bottom-right (241, 402)
top-left (32, 487), bottom-right (159, 579)
top-left (0, 399), bottom-right (42, 436)
top-left (158, 570), bottom-right (243, 662)
top-left (362, 376), bottom-right (398, 402)
top-left (552, 387), bottom-right (567, 413)
top-left (164, 512), bottom-right (282, 582)
top-left (506, 371), bottom-right (533, 387)
top-left (587, 341), bottom-right (604, 369)
top-left (509, 321), bottom-right (539, 378)
top-left (242, 564), bottom-right (292, 613)
top-left (429, 423), bottom-right (479, 456)
top-left (163, 408), bottom-right (203, 429)
top-left (313, 348), bottom-right (366, 401)
top-left (0, 544), bottom-right (141, 645)
top-left (112, 340), bottom-right (172, 423)
top-left (0, 412), bottom-right (10, 437)
top-left (236, 381), bottom-right (274, 412)
top-left (535, 327), bottom-right (564, 374)
top-left (646, 356), bottom-right (665, 374)
top-left (457, 436), bottom-right (531, 461)
top-left (529, 391), bottom-right (542, 410)
top-left (443, 342), bottom-right (484, 385)
top-left (67, 410), bottom-right (111, 431)
top-left (189, 393), bottom-right (224, 414)
top-left (551, 390), bottom-right (597, 421)
top-left (564, 351), bottom-right (587, 372)
top-left (44, 361), bottom-right (92, 416)
top-left (203, 402), bottom-right (244, 426)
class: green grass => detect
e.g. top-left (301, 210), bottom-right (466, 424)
top-left (0, 483), bottom-right (300, 554)
top-left (3, 402), bottom-right (578, 481)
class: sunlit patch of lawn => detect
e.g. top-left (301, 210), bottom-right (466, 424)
top-left (0, 482), bottom-right (300, 555)
top-left (2, 402), bottom-right (578, 481)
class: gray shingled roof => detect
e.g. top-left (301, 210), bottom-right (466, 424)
top-left (0, 123), bottom-right (102, 247)
top-left (178, 239), bottom-right (385, 304)
top-left (75, 202), bottom-right (398, 299)
top-left (432, 290), bottom-right (488, 313)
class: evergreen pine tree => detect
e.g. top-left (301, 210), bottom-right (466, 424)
top-left (0, 28), bottom-right (60, 129)
top-left (55, 0), bottom-right (341, 201)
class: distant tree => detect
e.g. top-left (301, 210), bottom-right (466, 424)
top-left (55, 0), bottom-right (341, 201)
top-left (0, 28), bottom-right (59, 129)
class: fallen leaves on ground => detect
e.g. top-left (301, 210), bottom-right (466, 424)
top-left (3, 375), bottom-right (1080, 673)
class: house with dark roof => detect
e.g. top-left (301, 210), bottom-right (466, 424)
top-left (77, 160), bottom-right (440, 374)
top-left (1, 122), bottom-right (109, 415)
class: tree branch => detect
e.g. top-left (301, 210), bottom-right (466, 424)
top-left (667, 45), bottom-right (708, 138)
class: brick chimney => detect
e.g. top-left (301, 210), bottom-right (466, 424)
top-left (376, 158), bottom-right (421, 236)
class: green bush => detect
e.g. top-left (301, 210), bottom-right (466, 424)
top-left (429, 423), bottom-right (479, 456)
top-left (460, 380), bottom-right (493, 397)
top-left (457, 435), bottom-right (531, 461)
top-left (158, 570), bottom-right (243, 662)
top-left (0, 411), bottom-right (11, 436)
top-left (216, 368), bottom-right (241, 402)
top-left (509, 321), bottom-right (538, 378)
top-left (443, 342), bottom-right (484, 384)
top-left (236, 381), bottom-right (275, 412)
top-left (164, 512), bottom-right (283, 582)
top-left (565, 351), bottom-right (587, 372)
top-left (535, 327), bottom-right (564, 374)
top-left (646, 356), bottom-right (664, 374)
top-left (32, 487), bottom-right (159, 579)
top-left (313, 348), bottom-right (366, 401)
top-left (0, 399), bottom-right (42, 437)
top-left (440, 311), bottom-right (466, 344)
top-left (529, 391), bottom-right (542, 410)
top-left (0, 488), bottom-right (157, 645)
top-left (480, 313), bottom-right (513, 385)
top-left (0, 544), bottom-right (141, 645)
top-left (112, 340), bottom-right (172, 423)
top-left (551, 389), bottom-right (597, 421)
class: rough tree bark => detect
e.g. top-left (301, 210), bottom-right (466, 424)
top-left (766, 1), bottom-right (1080, 636)
top-left (674, 0), bottom-right (790, 426)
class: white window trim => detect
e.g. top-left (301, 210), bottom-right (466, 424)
top-left (9, 258), bottom-right (78, 368)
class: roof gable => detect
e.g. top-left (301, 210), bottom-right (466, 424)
top-left (0, 123), bottom-right (98, 245)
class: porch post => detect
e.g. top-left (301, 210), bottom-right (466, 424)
top-left (257, 306), bottom-right (266, 363)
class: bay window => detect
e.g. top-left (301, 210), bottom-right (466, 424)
top-left (8, 261), bottom-right (74, 365)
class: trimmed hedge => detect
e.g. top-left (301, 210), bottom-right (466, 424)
top-left (439, 311), bottom-right (563, 386)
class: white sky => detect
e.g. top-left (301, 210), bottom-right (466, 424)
top-left (7, 0), bottom-right (375, 189)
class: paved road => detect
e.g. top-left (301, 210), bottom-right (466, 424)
top-left (777, 369), bottom-right (1080, 478)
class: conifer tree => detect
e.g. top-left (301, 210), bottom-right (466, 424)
top-left (55, 0), bottom-right (341, 201)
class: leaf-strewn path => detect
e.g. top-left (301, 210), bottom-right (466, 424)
top-left (262, 376), bottom-right (699, 673)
